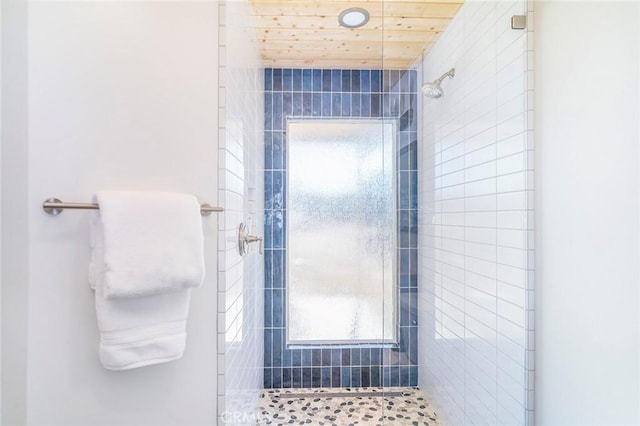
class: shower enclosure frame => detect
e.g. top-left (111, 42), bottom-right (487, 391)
top-left (284, 117), bottom-right (399, 347)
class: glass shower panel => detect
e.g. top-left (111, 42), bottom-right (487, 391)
top-left (287, 120), bottom-right (395, 344)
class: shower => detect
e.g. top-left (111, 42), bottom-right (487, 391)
top-left (421, 67), bottom-right (455, 98)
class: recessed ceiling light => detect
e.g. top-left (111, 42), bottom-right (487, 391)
top-left (338, 7), bottom-right (370, 29)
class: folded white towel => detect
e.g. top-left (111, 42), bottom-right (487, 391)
top-left (90, 190), bottom-right (205, 299)
top-left (88, 190), bottom-right (205, 370)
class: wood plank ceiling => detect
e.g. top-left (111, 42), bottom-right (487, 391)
top-left (249, 0), bottom-right (464, 69)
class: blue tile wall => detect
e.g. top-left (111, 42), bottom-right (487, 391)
top-left (264, 68), bottom-right (418, 389)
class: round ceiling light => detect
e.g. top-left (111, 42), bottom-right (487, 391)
top-left (338, 7), bottom-right (370, 29)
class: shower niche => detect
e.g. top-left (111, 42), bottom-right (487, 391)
top-left (264, 68), bottom-right (418, 388)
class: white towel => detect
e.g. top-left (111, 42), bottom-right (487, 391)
top-left (90, 190), bottom-right (205, 299)
top-left (89, 190), bottom-right (205, 370)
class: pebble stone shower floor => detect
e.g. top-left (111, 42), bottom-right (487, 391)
top-left (258, 387), bottom-right (440, 425)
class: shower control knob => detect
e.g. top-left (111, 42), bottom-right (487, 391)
top-left (238, 222), bottom-right (263, 256)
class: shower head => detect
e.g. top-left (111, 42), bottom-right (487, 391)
top-left (422, 68), bottom-right (455, 99)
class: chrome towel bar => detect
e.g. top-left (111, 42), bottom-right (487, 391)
top-left (42, 197), bottom-right (223, 217)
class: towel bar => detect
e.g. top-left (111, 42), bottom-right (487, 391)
top-left (42, 198), bottom-right (223, 217)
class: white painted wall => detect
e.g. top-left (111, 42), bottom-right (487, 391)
top-left (419, 1), bottom-right (535, 424)
top-left (217, 0), bottom-right (265, 423)
top-left (3, 2), bottom-right (220, 425)
top-left (535, 2), bottom-right (640, 425)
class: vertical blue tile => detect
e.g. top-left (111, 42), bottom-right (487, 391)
top-left (264, 290), bottom-right (273, 328)
top-left (410, 366), bottom-right (418, 387)
top-left (283, 93), bottom-right (292, 118)
top-left (371, 348), bottom-right (381, 366)
top-left (283, 348), bottom-right (292, 367)
top-left (292, 348), bottom-right (302, 366)
top-left (410, 326), bottom-right (418, 364)
top-left (303, 69), bottom-right (313, 91)
top-left (293, 368), bottom-right (302, 388)
top-left (312, 367), bottom-right (322, 388)
top-left (264, 132), bottom-right (273, 170)
top-left (399, 210), bottom-right (410, 248)
top-left (370, 367), bottom-right (381, 387)
top-left (361, 348), bottom-right (371, 366)
top-left (303, 368), bottom-right (312, 387)
top-left (351, 70), bottom-right (360, 92)
top-left (264, 92), bottom-right (272, 130)
top-left (409, 138), bottom-right (418, 170)
top-left (302, 93), bottom-right (312, 116)
top-left (371, 94), bottom-right (380, 117)
top-left (341, 367), bottom-right (351, 388)
top-left (322, 349), bottom-right (332, 366)
top-left (370, 70), bottom-right (381, 92)
top-left (321, 367), bottom-right (331, 387)
top-left (322, 69), bottom-right (332, 91)
top-left (410, 249), bottom-right (418, 284)
top-left (382, 367), bottom-right (391, 387)
top-left (341, 70), bottom-right (351, 92)
top-left (399, 171), bottom-right (410, 209)
top-left (273, 249), bottom-right (284, 288)
top-left (273, 210), bottom-right (284, 249)
top-left (264, 171), bottom-right (273, 210)
top-left (273, 171), bottom-right (284, 209)
top-left (273, 329), bottom-right (283, 367)
top-left (410, 70), bottom-right (417, 93)
top-left (361, 94), bottom-right (371, 117)
top-left (361, 367), bottom-right (371, 387)
top-left (332, 93), bottom-right (341, 115)
top-left (264, 329), bottom-right (272, 367)
top-left (283, 69), bottom-right (292, 91)
top-left (400, 366), bottom-right (410, 387)
top-left (272, 69), bottom-right (282, 91)
top-left (264, 68), bottom-right (273, 91)
top-left (411, 171), bottom-right (418, 209)
top-left (400, 70), bottom-right (410, 93)
top-left (273, 368), bottom-right (283, 388)
top-left (264, 368), bottom-right (272, 388)
top-left (312, 93), bottom-right (322, 116)
top-left (292, 69), bottom-right (302, 91)
top-left (272, 289), bottom-right (283, 327)
top-left (332, 367), bottom-right (341, 387)
top-left (331, 349), bottom-right (341, 366)
top-left (341, 93), bottom-right (350, 116)
top-left (400, 289), bottom-right (410, 327)
top-left (292, 92), bottom-right (303, 116)
top-left (272, 92), bottom-right (283, 131)
top-left (410, 288), bottom-right (418, 326)
top-left (400, 249), bottom-right (410, 287)
top-left (361, 70), bottom-right (370, 92)
top-left (264, 249), bottom-right (273, 289)
top-left (351, 93), bottom-right (361, 117)
top-left (399, 327), bottom-right (409, 357)
top-left (342, 349), bottom-right (351, 366)
top-left (272, 132), bottom-right (282, 170)
top-left (331, 69), bottom-right (341, 91)
top-left (302, 349), bottom-right (312, 366)
top-left (322, 93), bottom-right (332, 116)
top-left (312, 69), bottom-right (322, 91)
top-left (410, 209), bottom-right (418, 249)
top-left (282, 367), bottom-right (292, 388)
top-left (350, 348), bottom-right (361, 366)
top-left (312, 349), bottom-right (321, 366)
top-left (390, 367), bottom-right (400, 386)
top-left (389, 70), bottom-right (400, 93)
top-left (351, 367), bottom-right (361, 387)
top-left (263, 210), bottom-right (273, 249)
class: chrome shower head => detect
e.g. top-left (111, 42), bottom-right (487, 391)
top-left (422, 68), bottom-right (455, 99)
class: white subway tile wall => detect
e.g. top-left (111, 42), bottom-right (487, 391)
top-left (418, 1), bottom-right (534, 425)
top-left (217, 1), bottom-right (265, 424)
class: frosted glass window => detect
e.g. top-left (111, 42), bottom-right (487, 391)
top-left (287, 120), bottom-right (396, 344)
